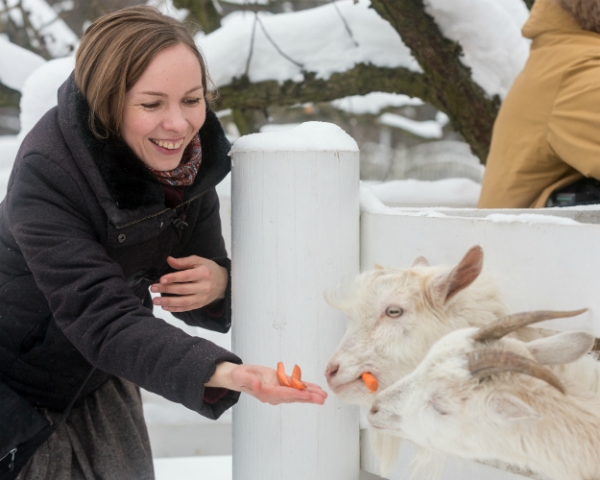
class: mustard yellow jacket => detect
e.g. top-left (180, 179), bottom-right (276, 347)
top-left (478, 0), bottom-right (600, 208)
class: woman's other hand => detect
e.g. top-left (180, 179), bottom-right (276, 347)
top-left (151, 255), bottom-right (228, 312)
top-left (206, 362), bottom-right (328, 405)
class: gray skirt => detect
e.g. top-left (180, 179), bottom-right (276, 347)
top-left (17, 377), bottom-right (155, 480)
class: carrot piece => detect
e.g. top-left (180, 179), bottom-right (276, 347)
top-left (291, 364), bottom-right (306, 389)
top-left (277, 362), bottom-right (291, 387)
top-left (362, 372), bottom-right (378, 393)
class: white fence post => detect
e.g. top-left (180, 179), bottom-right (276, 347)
top-left (230, 122), bottom-right (360, 480)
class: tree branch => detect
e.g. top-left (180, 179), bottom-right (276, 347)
top-left (213, 63), bottom-right (439, 111)
top-left (370, 0), bottom-right (501, 163)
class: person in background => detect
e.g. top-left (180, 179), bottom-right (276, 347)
top-left (478, 0), bottom-right (600, 209)
top-left (0, 6), bottom-right (326, 479)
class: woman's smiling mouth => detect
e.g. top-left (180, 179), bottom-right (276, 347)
top-left (151, 138), bottom-right (184, 150)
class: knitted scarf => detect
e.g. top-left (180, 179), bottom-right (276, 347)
top-left (147, 134), bottom-right (202, 186)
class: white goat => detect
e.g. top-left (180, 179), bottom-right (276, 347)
top-left (367, 312), bottom-right (600, 480)
top-left (324, 245), bottom-right (599, 472)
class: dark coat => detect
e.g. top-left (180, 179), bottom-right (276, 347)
top-left (0, 74), bottom-right (241, 419)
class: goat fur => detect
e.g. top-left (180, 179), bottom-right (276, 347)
top-left (368, 328), bottom-right (600, 480)
top-left (325, 246), bottom-right (598, 474)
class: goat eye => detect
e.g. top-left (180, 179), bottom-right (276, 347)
top-left (385, 305), bottom-right (404, 318)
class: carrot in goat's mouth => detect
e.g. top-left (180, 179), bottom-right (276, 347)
top-left (362, 372), bottom-right (378, 393)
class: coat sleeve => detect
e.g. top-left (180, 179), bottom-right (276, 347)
top-left (5, 154), bottom-right (241, 419)
top-left (170, 187), bottom-right (233, 333)
top-left (547, 58), bottom-right (600, 179)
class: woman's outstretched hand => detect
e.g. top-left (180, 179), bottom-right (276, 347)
top-left (151, 255), bottom-right (228, 312)
top-left (206, 362), bottom-right (328, 405)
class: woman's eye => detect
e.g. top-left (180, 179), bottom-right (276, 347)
top-left (385, 305), bottom-right (404, 318)
top-left (141, 103), bottom-right (159, 109)
top-left (184, 97), bottom-right (202, 106)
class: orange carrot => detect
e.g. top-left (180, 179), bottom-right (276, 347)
top-left (277, 362), bottom-right (291, 387)
top-left (291, 364), bottom-right (306, 390)
top-left (362, 372), bottom-right (378, 393)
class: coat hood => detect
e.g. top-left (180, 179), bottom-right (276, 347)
top-left (559, 0), bottom-right (600, 33)
top-left (524, 0), bottom-right (600, 39)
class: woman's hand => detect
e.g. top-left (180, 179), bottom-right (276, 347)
top-left (206, 362), bottom-right (328, 405)
top-left (151, 255), bottom-right (228, 312)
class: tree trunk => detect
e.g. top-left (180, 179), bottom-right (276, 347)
top-left (370, 0), bottom-right (500, 163)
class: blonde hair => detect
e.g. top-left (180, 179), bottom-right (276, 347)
top-left (75, 6), bottom-right (210, 139)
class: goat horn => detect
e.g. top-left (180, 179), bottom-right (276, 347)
top-left (473, 309), bottom-right (588, 343)
top-left (467, 349), bottom-right (566, 394)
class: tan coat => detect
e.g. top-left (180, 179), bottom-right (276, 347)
top-left (478, 0), bottom-right (600, 208)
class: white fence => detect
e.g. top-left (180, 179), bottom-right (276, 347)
top-left (229, 122), bottom-right (600, 480)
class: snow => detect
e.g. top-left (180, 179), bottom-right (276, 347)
top-left (230, 121), bottom-right (359, 152)
top-left (332, 92), bottom-right (423, 115)
top-left (154, 456), bottom-right (231, 480)
top-left (378, 113), bottom-right (444, 139)
top-left (485, 212), bottom-right (581, 226)
top-left (198, 0), bottom-right (529, 99)
top-left (199, 0), bottom-right (419, 87)
top-left (364, 178), bottom-right (480, 208)
top-left (424, 0), bottom-right (530, 97)
top-left (0, 37), bottom-right (45, 92)
top-left (18, 56), bottom-right (74, 140)
top-left (4, 0), bottom-right (79, 56)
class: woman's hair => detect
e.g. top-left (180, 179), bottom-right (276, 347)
top-left (75, 6), bottom-right (211, 139)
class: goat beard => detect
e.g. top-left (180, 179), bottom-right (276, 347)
top-left (559, 0), bottom-right (600, 33)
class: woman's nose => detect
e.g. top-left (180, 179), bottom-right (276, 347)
top-left (163, 107), bottom-right (187, 132)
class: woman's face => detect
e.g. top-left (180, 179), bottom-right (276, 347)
top-left (121, 43), bottom-right (206, 171)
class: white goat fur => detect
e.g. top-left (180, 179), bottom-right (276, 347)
top-left (368, 328), bottom-right (600, 480)
top-left (325, 246), bottom-right (600, 473)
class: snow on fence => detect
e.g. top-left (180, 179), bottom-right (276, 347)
top-left (230, 122), bottom-right (600, 480)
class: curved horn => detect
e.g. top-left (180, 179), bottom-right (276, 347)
top-left (467, 349), bottom-right (566, 394)
top-left (473, 309), bottom-right (588, 343)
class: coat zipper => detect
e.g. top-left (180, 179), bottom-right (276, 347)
top-left (114, 190), bottom-right (208, 230)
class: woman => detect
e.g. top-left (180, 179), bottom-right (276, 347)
top-left (0, 6), bottom-right (326, 479)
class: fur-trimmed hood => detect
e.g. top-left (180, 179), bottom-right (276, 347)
top-left (559, 0), bottom-right (600, 33)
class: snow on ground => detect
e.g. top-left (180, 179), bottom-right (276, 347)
top-left (154, 456), bottom-right (231, 480)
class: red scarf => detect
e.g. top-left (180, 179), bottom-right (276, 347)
top-left (148, 134), bottom-right (202, 186)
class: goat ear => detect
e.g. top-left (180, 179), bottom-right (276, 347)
top-left (433, 246), bottom-right (483, 303)
top-left (412, 255), bottom-right (429, 267)
top-left (488, 391), bottom-right (539, 423)
top-left (527, 331), bottom-right (595, 365)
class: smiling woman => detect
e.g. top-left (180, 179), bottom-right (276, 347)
top-left (0, 6), bottom-right (326, 480)
top-left (120, 44), bottom-right (207, 172)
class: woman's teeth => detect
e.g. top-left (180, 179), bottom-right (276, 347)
top-left (152, 139), bottom-right (184, 150)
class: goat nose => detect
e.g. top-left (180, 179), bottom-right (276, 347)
top-left (325, 363), bottom-right (339, 379)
